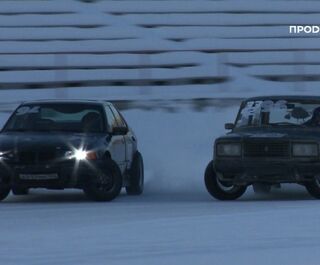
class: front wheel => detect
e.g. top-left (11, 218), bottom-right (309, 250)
top-left (83, 160), bottom-right (122, 202)
top-left (12, 187), bottom-right (28, 195)
top-left (204, 161), bottom-right (247, 200)
top-left (305, 176), bottom-right (320, 199)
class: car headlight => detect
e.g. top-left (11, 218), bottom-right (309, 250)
top-left (65, 149), bottom-right (97, 160)
top-left (292, 143), bottom-right (318, 157)
top-left (216, 143), bottom-right (241, 156)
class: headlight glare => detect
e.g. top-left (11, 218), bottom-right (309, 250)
top-left (217, 143), bottom-right (241, 156)
top-left (65, 149), bottom-right (97, 160)
top-left (74, 150), bottom-right (87, 160)
top-left (0, 151), bottom-right (13, 160)
top-left (292, 143), bottom-right (318, 157)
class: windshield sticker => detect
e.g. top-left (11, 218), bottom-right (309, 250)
top-left (241, 100), bottom-right (288, 116)
top-left (274, 100), bottom-right (287, 110)
top-left (236, 99), bottom-right (319, 128)
top-left (16, 106), bottom-right (40, 115)
top-left (241, 101), bottom-right (262, 117)
top-left (260, 100), bottom-right (287, 112)
top-left (261, 100), bottom-right (273, 112)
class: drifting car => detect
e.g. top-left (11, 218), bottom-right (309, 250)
top-left (0, 100), bottom-right (144, 201)
top-left (205, 95), bottom-right (320, 200)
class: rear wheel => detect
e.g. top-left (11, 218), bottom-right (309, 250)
top-left (204, 161), bottom-right (247, 200)
top-left (0, 176), bottom-right (10, 201)
top-left (83, 160), bottom-right (122, 202)
top-left (126, 151), bottom-right (144, 195)
top-left (305, 176), bottom-right (320, 199)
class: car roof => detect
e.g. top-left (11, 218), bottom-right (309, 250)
top-left (243, 95), bottom-right (320, 103)
top-left (20, 99), bottom-right (113, 106)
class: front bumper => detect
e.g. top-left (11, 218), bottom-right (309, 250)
top-left (214, 158), bottom-right (320, 184)
top-left (0, 159), bottom-right (107, 189)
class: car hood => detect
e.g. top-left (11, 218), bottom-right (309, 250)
top-left (0, 132), bottom-right (104, 151)
top-left (218, 127), bottom-right (320, 142)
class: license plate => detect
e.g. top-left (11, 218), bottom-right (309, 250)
top-left (19, 173), bottom-right (59, 180)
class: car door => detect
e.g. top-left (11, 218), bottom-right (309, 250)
top-left (109, 105), bottom-right (136, 169)
top-left (104, 105), bottom-right (126, 173)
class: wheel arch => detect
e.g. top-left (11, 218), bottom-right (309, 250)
top-left (104, 151), bottom-right (112, 160)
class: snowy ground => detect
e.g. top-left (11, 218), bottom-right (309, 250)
top-left (0, 104), bottom-right (319, 265)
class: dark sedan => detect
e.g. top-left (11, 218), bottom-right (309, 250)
top-left (0, 100), bottom-right (144, 201)
top-left (205, 95), bottom-right (320, 200)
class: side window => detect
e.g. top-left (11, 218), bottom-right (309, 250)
top-left (105, 106), bottom-right (117, 132)
top-left (110, 105), bottom-right (127, 128)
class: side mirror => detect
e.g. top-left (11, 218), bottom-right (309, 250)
top-left (113, 126), bottom-right (128, 135)
top-left (225, 123), bottom-right (234, 130)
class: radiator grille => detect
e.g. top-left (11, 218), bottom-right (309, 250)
top-left (18, 150), bottom-right (56, 164)
top-left (243, 141), bottom-right (290, 158)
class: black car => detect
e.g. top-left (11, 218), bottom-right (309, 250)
top-left (0, 100), bottom-right (144, 201)
top-left (205, 95), bottom-right (320, 200)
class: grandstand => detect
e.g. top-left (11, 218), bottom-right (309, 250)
top-left (0, 0), bottom-right (318, 106)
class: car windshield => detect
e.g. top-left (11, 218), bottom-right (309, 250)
top-left (3, 103), bottom-right (105, 133)
top-left (235, 99), bottom-right (320, 128)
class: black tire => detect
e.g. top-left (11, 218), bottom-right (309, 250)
top-left (204, 161), bottom-right (247, 200)
top-left (12, 187), bottom-right (28, 195)
top-left (305, 177), bottom-right (320, 199)
top-left (83, 159), bottom-right (122, 202)
top-left (126, 151), bottom-right (144, 195)
top-left (0, 176), bottom-right (10, 201)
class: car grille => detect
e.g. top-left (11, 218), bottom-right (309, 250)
top-left (18, 150), bottom-right (57, 164)
top-left (243, 141), bottom-right (290, 158)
